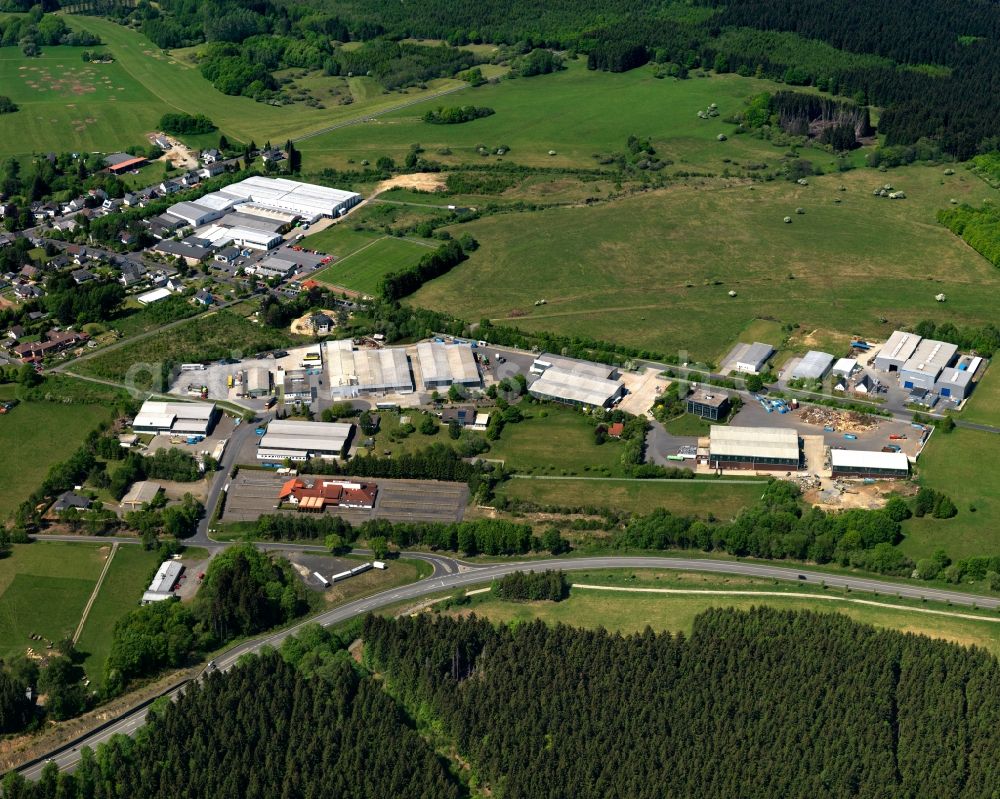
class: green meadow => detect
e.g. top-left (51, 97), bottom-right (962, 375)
top-left (312, 235), bottom-right (436, 294)
top-left (298, 60), bottom-right (841, 171)
top-left (413, 165), bottom-right (998, 358)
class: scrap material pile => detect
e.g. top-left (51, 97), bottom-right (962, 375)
top-left (799, 406), bottom-right (880, 432)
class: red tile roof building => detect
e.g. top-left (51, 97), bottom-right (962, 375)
top-left (278, 478), bottom-right (378, 511)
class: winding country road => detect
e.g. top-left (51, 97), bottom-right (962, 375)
top-left (16, 547), bottom-right (1000, 781)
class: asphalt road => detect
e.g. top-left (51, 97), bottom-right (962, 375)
top-left (17, 553), bottom-right (1000, 780)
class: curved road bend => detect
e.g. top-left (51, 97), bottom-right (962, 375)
top-left (17, 554), bottom-right (1000, 780)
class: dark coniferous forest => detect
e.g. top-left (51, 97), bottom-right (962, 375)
top-left (9, 608), bottom-right (1000, 798)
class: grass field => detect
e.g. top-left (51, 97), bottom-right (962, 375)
top-left (0, 397), bottom-right (111, 519)
top-left (662, 414), bottom-right (713, 436)
top-left (486, 406), bottom-right (627, 476)
top-left (414, 165), bottom-right (998, 358)
top-left (0, 43), bottom-right (167, 158)
top-left (0, 15), bottom-right (470, 158)
top-left (312, 236), bottom-right (434, 294)
top-left (298, 60), bottom-right (846, 172)
top-left (495, 477), bottom-right (764, 518)
top-left (74, 310), bottom-right (295, 384)
top-left (958, 364), bottom-right (1000, 427)
top-left (901, 428), bottom-right (1000, 561)
top-left (453, 577), bottom-right (1000, 655)
top-left (76, 545), bottom-right (161, 687)
top-left (0, 543), bottom-right (109, 661)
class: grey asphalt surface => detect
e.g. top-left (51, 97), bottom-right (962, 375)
top-left (17, 553), bottom-right (1000, 780)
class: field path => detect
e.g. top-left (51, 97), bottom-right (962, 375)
top-left (73, 543), bottom-right (117, 644)
top-left (571, 583), bottom-right (1000, 623)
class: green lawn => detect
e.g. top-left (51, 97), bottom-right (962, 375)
top-left (76, 545), bottom-right (161, 687)
top-left (303, 225), bottom-right (382, 259)
top-left (298, 60), bottom-right (837, 172)
top-left (454, 581), bottom-right (1000, 655)
top-left (487, 406), bottom-right (627, 476)
top-left (414, 165), bottom-right (997, 358)
top-left (957, 364), bottom-right (1000, 428)
top-left (663, 414), bottom-right (713, 436)
top-left (901, 428), bottom-right (1000, 561)
top-left (312, 236), bottom-right (434, 295)
top-left (360, 410), bottom-right (454, 458)
top-left (495, 476), bottom-right (764, 518)
top-left (0, 542), bottom-right (109, 660)
top-left (0, 398), bottom-right (111, 519)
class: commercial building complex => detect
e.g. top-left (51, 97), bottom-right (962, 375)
top-left (325, 339), bottom-right (414, 397)
top-left (830, 449), bottom-right (910, 479)
top-left (257, 419), bottom-right (353, 463)
top-left (277, 478), bottom-right (378, 511)
top-left (686, 389), bottom-right (731, 420)
top-left (416, 342), bottom-right (481, 390)
top-left (528, 355), bottom-right (625, 408)
top-left (899, 339), bottom-right (958, 392)
top-left (707, 426), bottom-right (800, 471)
top-left (132, 400), bottom-right (218, 436)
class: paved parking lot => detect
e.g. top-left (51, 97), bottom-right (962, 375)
top-left (222, 471), bottom-right (468, 525)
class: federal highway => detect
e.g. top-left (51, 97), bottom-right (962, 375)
top-left (16, 552), bottom-right (1000, 781)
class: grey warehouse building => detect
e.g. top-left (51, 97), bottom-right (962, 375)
top-left (257, 419), bottom-right (353, 463)
top-left (733, 342), bottom-right (774, 374)
top-left (529, 354), bottom-right (625, 408)
top-left (791, 350), bottom-right (834, 381)
top-left (708, 426), bottom-right (800, 471)
top-left (325, 339), bottom-right (414, 396)
top-left (416, 342), bottom-right (481, 390)
top-left (873, 330), bottom-right (921, 372)
top-left (899, 339), bottom-right (958, 392)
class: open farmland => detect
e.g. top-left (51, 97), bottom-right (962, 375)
top-left (299, 60), bottom-right (846, 172)
top-left (413, 165), bottom-right (999, 358)
top-left (0, 389), bottom-right (111, 519)
top-left (0, 15), bottom-right (471, 157)
top-left (0, 44), bottom-right (163, 157)
top-left (0, 542), bottom-right (109, 661)
top-left (312, 235), bottom-right (434, 294)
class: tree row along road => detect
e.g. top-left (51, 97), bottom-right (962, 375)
top-left (15, 552), bottom-right (1000, 781)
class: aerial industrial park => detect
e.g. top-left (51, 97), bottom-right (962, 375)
top-left (0, 2), bottom-right (998, 791)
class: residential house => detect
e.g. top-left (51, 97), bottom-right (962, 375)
top-left (50, 491), bottom-right (92, 514)
top-left (122, 192), bottom-right (139, 207)
top-left (102, 197), bottom-right (122, 213)
top-left (0, 202), bottom-right (16, 218)
top-left (14, 284), bottom-right (43, 300)
top-left (193, 289), bottom-right (214, 306)
top-left (158, 180), bottom-right (181, 195)
top-left (198, 162), bottom-right (226, 179)
top-left (6, 325), bottom-right (25, 340)
top-left (19, 265), bottom-right (41, 281)
top-left (310, 313), bottom-right (333, 335)
top-left (71, 268), bottom-right (96, 284)
top-left (261, 148), bottom-right (285, 164)
top-left (119, 262), bottom-right (145, 288)
top-left (12, 329), bottom-right (88, 361)
top-left (201, 148), bottom-right (221, 164)
top-left (180, 171), bottom-right (200, 188)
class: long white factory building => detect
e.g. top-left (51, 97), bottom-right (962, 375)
top-left (257, 419), bottom-right (354, 463)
